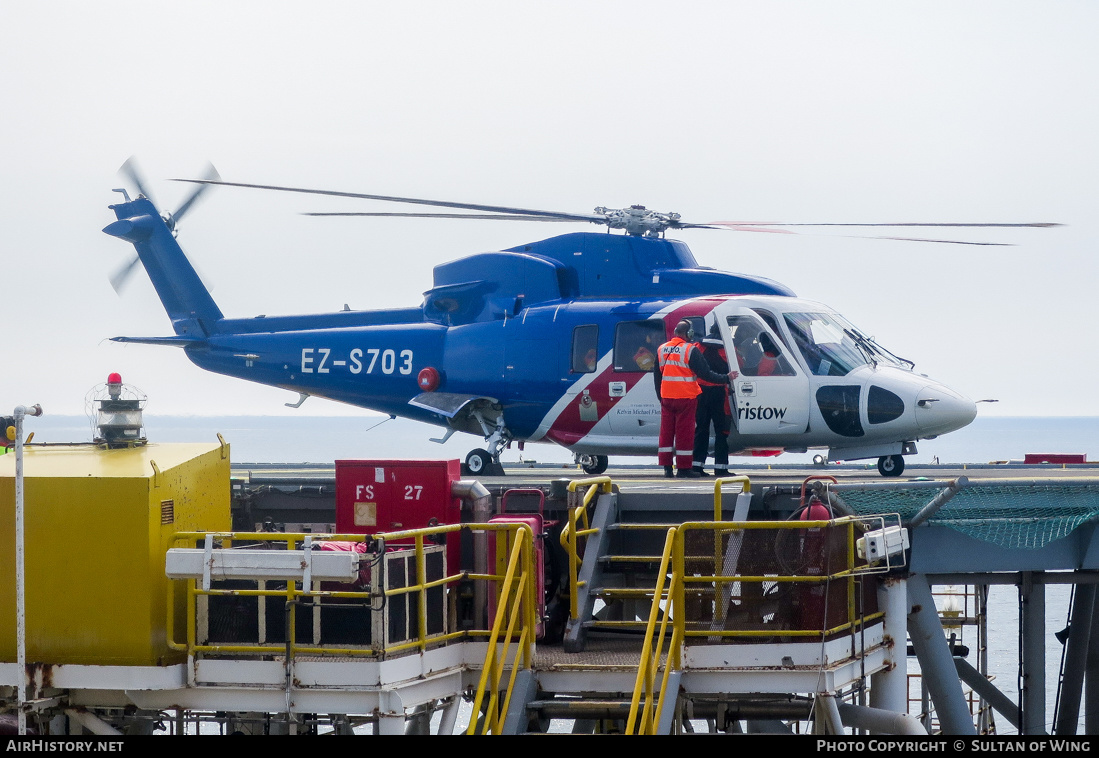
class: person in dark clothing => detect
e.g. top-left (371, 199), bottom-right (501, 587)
top-left (692, 324), bottom-right (735, 476)
top-left (654, 320), bottom-right (736, 478)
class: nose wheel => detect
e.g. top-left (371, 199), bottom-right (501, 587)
top-left (877, 454), bottom-right (905, 477)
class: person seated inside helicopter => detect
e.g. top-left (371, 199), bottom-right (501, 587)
top-left (630, 325), bottom-right (663, 371)
top-left (730, 320), bottom-right (795, 377)
top-left (633, 343), bottom-right (656, 372)
top-left (754, 332), bottom-right (795, 376)
top-left (730, 322), bottom-right (764, 375)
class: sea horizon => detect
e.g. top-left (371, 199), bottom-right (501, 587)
top-left (20, 413), bottom-right (1099, 467)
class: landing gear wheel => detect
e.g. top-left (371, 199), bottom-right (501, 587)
top-left (878, 454), bottom-right (905, 478)
top-left (465, 448), bottom-right (492, 475)
top-left (581, 455), bottom-right (609, 475)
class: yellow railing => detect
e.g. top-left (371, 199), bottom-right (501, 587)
top-left (166, 522), bottom-right (537, 660)
top-left (560, 477), bottom-right (614, 620)
top-left (626, 527), bottom-right (681, 735)
top-left (673, 518), bottom-right (884, 641)
top-left (712, 476), bottom-right (751, 631)
top-left (561, 476), bottom-right (750, 627)
top-left (622, 515), bottom-right (887, 733)
top-left (466, 523), bottom-right (537, 735)
top-left (712, 475), bottom-right (751, 521)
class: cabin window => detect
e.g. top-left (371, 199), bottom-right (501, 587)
top-left (613, 319), bottom-right (664, 372)
top-left (570, 325), bottom-right (600, 373)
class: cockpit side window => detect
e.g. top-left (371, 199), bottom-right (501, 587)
top-left (782, 312), bottom-right (867, 376)
top-left (570, 324), bottom-right (599, 373)
top-left (613, 319), bottom-right (664, 372)
top-left (724, 315), bottom-right (796, 377)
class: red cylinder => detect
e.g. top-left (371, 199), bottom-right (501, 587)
top-left (797, 495), bottom-right (832, 631)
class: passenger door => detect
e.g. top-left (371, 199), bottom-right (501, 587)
top-left (712, 303), bottom-right (811, 436)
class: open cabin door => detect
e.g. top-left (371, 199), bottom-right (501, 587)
top-left (710, 303), bottom-right (811, 437)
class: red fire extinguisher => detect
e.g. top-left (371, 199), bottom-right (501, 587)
top-left (796, 493), bottom-right (833, 631)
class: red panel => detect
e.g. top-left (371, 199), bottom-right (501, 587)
top-left (1024, 453), bottom-right (1086, 464)
top-left (335, 459), bottom-right (462, 572)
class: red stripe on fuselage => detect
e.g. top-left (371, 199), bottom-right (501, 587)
top-left (543, 297), bottom-right (729, 447)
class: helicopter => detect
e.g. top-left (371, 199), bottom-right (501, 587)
top-left (102, 163), bottom-right (1052, 477)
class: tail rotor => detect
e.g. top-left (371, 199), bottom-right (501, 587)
top-left (110, 158), bottom-right (219, 294)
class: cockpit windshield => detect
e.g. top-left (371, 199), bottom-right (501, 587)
top-left (782, 311), bottom-right (909, 376)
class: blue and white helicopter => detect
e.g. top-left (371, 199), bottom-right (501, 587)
top-left (104, 164), bottom-right (1047, 477)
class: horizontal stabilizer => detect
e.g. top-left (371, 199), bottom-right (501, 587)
top-left (110, 335), bottom-right (204, 347)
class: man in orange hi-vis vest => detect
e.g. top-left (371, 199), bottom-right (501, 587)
top-left (654, 320), bottom-right (737, 478)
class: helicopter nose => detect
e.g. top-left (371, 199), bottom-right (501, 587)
top-left (914, 384), bottom-right (978, 436)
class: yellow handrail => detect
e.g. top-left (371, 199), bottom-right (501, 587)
top-left (621, 512), bottom-right (889, 729)
top-left (166, 523), bottom-right (536, 660)
top-left (560, 477), bottom-right (614, 620)
top-left (712, 475), bottom-right (751, 521)
top-left (626, 527), bottom-right (680, 735)
top-left (711, 476), bottom-right (751, 630)
top-left (674, 517), bottom-right (883, 640)
top-left (467, 523), bottom-right (536, 735)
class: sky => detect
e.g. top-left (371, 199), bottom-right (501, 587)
top-left (3, 2), bottom-right (1098, 437)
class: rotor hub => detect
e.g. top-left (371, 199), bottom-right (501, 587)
top-left (593, 205), bottom-right (682, 237)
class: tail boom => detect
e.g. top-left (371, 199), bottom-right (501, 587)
top-left (103, 197), bottom-right (223, 338)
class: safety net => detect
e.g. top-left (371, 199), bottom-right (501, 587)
top-left (833, 483), bottom-right (1099, 550)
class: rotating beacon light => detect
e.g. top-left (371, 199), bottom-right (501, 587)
top-left (92, 372), bottom-right (147, 446)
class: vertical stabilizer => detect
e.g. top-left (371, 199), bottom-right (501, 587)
top-left (103, 197), bottom-right (223, 338)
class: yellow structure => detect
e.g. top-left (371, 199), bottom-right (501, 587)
top-left (0, 442), bottom-right (230, 666)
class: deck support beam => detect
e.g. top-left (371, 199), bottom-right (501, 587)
top-left (1055, 581), bottom-right (1095, 735)
top-left (871, 577), bottom-right (908, 715)
top-left (1087, 598), bottom-right (1099, 733)
top-left (954, 657), bottom-right (1020, 730)
top-left (907, 574), bottom-right (976, 735)
top-left (1021, 573), bottom-right (1047, 735)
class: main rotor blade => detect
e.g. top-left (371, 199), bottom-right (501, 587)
top-left (119, 157), bottom-right (157, 207)
top-left (706, 224), bottom-right (1016, 246)
top-left (705, 221), bottom-right (1061, 228)
top-left (302, 212), bottom-right (582, 221)
top-left (865, 235), bottom-right (1012, 246)
top-left (173, 178), bottom-right (607, 224)
top-left (173, 163), bottom-right (221, 223)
